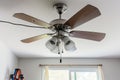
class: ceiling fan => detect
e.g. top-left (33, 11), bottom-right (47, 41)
top-left (0, 3), bottom-right (106, 53)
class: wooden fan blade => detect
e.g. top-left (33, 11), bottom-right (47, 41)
top-left (69, 30), bottom-right (105, 41)
top-left (64, 5), bottom-right (101, 29)
top-left (13, 13), bottom-right (51, 28)
top-left (21, 34), bottom-right (49, 43)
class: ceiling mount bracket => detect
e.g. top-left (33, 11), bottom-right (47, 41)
top-left (53, 3), bottom-right (67, 19)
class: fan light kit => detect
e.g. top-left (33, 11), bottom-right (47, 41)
top-left (46, 3), bottom-right (77, 54)
top-left (0, 3), bottom-right (106, 63)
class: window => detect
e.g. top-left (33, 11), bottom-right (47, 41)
top-left (49, 70), bottom-right (69, 80)
top-left (48, 66), bottom-right (99, 80)
top-left (71, 71), bottom-right (97, 80)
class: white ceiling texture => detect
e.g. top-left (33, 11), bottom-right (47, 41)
top-left (0, 0), bottom-right (120, 58)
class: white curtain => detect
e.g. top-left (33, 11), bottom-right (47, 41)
top-left (98, 65), bottom-right (104, 80)
top-left (41, 66), bottom-right (49, 80)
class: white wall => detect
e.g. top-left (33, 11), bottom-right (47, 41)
top-left (0, 41), bottom-right (18, 80)
top-left (19, 58), bottom-right (120, 80)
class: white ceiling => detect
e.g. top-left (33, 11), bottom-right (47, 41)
top-left (0, 0), bottom-right (120, 58)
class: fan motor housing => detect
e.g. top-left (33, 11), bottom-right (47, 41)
top-left (50, 19), bottom-right (70, 32)
top-left (50, 19), bottom-right (66, 25)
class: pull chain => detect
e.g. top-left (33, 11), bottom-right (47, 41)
top-left (57, 39), bottom-right (60, 54)
top-left (57, 37), bottom-right (63, 63)
top-left (59, 40), bottom-right (64, 63)
top-left (60, 41), bottom-right (64, 63)
top-left (60, 51), bottom-right (63, 63)
top-left (57, 39), bottom-right (62, 63)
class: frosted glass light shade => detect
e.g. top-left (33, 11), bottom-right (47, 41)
top-left (62, 36), bottom-right (76, 51)
top-left (64, 40), bottom-right (76, 51)
top-left (50, 47), bottom-right (59, 53)
top-left (46, 36), bottom-right (58, 51)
